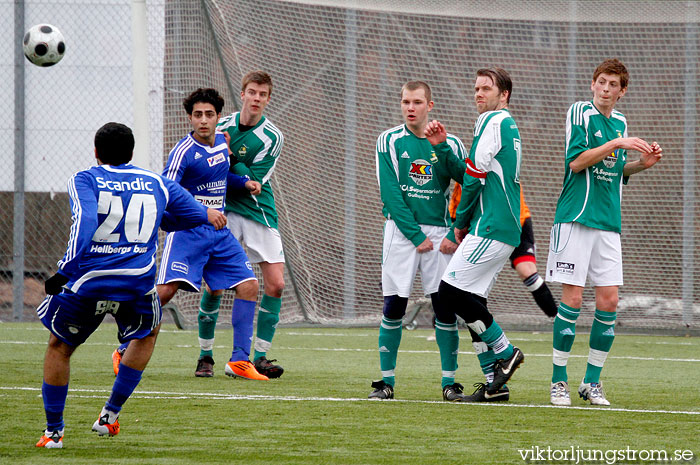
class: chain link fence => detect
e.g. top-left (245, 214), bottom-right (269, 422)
top-left (3, 0), bottom-right (698, 335)
top-left (2, 0), bottom-right (164, 321)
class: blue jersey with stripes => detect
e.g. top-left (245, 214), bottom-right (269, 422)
top-left (163, 132), bottom-right (247, 216)
top-left (57, 163), bottom-right (209, 300)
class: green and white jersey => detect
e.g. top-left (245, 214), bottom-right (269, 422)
top-left (375, 124), bottom-right (467, 247)
top-left (554, 101), bottom-right (627, 233)
top-left (217, 112), bottom-right (284, 229)
top-left (437, 109), bottom-right (521, 247)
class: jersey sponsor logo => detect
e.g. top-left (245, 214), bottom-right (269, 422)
top-left (594, 130), bottom-right (602, 138)
top-left (207, 152), bottom-right (226, 167)
top-left (96, 177), bottom-right (154, 192)
top-left (89, 244), bottom-right (148, 254)
top-left (194, 195), bottom-right (224, 208)
top-left (556, 262), bottom-right (575, 275)
top-left (409, 159), bottom-right (433, 186)
top-left (171, 261), bottom-right (189, 274)
top-left (245, 261), bottom-right (253, 270)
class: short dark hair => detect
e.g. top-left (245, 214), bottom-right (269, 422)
top-left (592, 58), bottom-right (629, 89)
top-left (183, 88), bottom-right (225, 115)
top-left (400, 81), bottom-right (432, 102)
top-left (241, 70), bottom-right (273, 95)
top-left (94, 122), bottom-right (134, 165)
top-left (476, 67), bottom-right (513, 104)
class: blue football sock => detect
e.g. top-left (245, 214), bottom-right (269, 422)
top-left (42, 381), bottom-right (69, 431)
top-left (105, 364), bottom-right (143, 413)
top-left (231, 298), bottom-right (256, 361)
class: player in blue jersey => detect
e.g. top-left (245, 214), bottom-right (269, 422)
top-left (111, 88), bottom-right (267, 380)
top-left (35, 122), bottom-right (226, 448)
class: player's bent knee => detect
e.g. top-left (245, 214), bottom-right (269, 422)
top-left (382, 295), bottom-right (408, 319)
top-left (156, 283), bottom-right (179, 306)
top-left (235, 279), bottom-right (259, 301)
top-left (264, 279), bottom-right (285, 298)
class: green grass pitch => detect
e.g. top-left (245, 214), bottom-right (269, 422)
top-left (1, 323), bottom-right (698, 464)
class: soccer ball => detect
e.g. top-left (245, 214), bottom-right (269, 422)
top-left (23, 24), bottom-right (66, 67)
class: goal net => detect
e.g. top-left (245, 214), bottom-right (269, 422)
top-left (163, 0), bottom-right (699, 333)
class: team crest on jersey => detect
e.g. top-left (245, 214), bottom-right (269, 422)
top-left (429, 150), bottom-right (438, 164)
top-left (238, 145), bottom-right (247, 159)
top-left (207, 153), bottom-right (226, 167)
top-left (603, 151), bottom-right (618, 168)
top-left (409, 159), bottom-right (433, 186)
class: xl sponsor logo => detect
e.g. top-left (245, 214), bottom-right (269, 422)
top-left (409, 159), bottom-right (433, 186)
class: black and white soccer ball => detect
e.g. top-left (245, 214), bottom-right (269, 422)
top-left (23, 24), bottom-right (66, 67)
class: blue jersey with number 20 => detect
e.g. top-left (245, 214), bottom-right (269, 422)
top-left (57, 163), bottom-right (208, 300)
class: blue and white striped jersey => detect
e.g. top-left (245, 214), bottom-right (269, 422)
top-left (57, 163), bottom-right (208, 300)
top-left (163, 132), bottom-right (248, 215)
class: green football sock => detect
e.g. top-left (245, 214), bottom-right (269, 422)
top-left (552, 303), bottom-right (580, 383)
top-left (378, 316), bottom-right (402, 387)
top-left (468, 328), bottom-right (497, 383)
top-left (435, 319), bottom-right (459, 388)
top-left (198, 289), bottom-right (221, 358)
top-left (584, 309), bottom-right (616, 384)
top-left (477, 321), bottom-right (513, 360)
top-left (253, 294), bottom-right (281, 361)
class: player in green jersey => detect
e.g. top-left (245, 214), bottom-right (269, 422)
top-left (425, 67), bottom-right (525, 402)
top-left (217, 71), bottom-right (286, 378)
top-left (546, 59), bottom-right (663, 406)
top-left (368, 81), bottom-right (467, 400)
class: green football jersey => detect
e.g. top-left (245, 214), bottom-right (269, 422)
top-left (375, 124), bottom-right (467, 247)
top-left (436, 109), bottom-right (521, 247)
top-left (554, 101), bottom-right (628, 233)
top-left (217, 112), bottom-right (284, 229)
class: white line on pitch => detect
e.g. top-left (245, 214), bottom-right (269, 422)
top-left (0, 340), bottom-right (698, 362)
top-left (3, 386), bottom-right (697, 416)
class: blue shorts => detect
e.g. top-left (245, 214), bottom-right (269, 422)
top-left (36, 289), bottom-right (162, 347)
top-left (157, 225), bottom-right (256, 292)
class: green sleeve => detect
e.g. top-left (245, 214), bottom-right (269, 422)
top-left (453, 175), bottom-right (484, 230)
top-left (565, 103), bottom-right (590, 164)
top-left (444, 226), bottom-right (457, 243)
top-left (434, 140), bottom-right (466, 184)
top-left (376, 140), bottom-right (426, 247)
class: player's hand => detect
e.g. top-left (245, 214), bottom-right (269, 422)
top-left (639, 141), bottom-right (663, 168)
top-left (207, 208), bottom-right (227, 230)
top-left (424, 120), bottom-right (447, 146)
top-left (617, 137), bottom-right (653, 154)
top-left (245, 180), bottom-right (262, 195)
top-left (454, 227), bottom-right (468, 244)
top-left (45, 273), bottom-right (69, 295)
top-left (223, 131), bottom-right (233, 156)
top-left (439, 237), bottom-right (458, 254)
top-left (416, 237), bottom-right (433, 253)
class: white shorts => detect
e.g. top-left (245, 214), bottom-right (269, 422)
top-left (545, 222), bottom-right (623, 287)
top-left (226, 211), bottom-right (285, 264)
top-left (381, 220), bottom-right (452, 297)
top-left (442, 235), bottom-right (514, 298)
